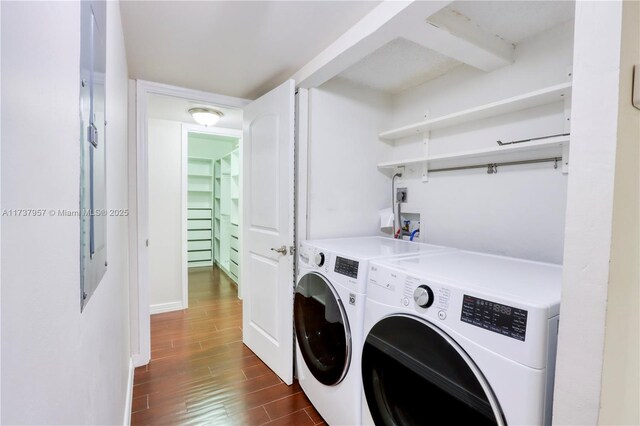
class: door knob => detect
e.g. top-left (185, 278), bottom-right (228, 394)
top-left (271, 245), bottom-right (288, 255)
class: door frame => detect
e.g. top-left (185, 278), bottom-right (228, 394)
top-left (180, 123), bottom-right (243, 309)
top-left (131, 79), bottom-right (249, 367)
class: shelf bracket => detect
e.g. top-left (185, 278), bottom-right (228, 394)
top-left (562, 143), bottom-right (570, 174)
top-left (562, 67), bottom-right (572, 174)
top-left (422, 113), bottom-right (430, 183)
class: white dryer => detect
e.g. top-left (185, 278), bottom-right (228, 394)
top-left (295, 237), bottom-right (454, 426)
top-left (362, 251), bottom-right (562, 426)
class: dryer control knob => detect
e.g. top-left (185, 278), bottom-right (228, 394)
top-left (413, 285), bottom-right (434, 308)
top-left (315, 252), bottom-right (325, 267)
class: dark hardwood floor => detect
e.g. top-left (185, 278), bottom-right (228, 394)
top-left (132, 266), bottom-right (324, 425)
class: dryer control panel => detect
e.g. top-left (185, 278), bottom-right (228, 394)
top-left (461, 295), bottom-right (528, 341)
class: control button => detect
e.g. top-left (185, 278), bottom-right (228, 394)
top-left (315, 252), bottom-right (325, 267)
top-left (413, 285), bottom-right (434, 308)
top-left (402, 297), bottom-right (410, 307)
top-left (438, 310), bottom-right (447, 320)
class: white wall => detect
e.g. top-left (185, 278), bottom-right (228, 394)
top-left (1, 2), bottom-right (131, 424)
top-left (307, 78), bottom-right (393, 239)
top-left (386, 21), bottom-right (574, 263)
top-left (148, 119), bottom-right (183, 310)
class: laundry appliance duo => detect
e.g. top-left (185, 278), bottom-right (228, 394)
top-left (294, 237), bottom-right (562, 426)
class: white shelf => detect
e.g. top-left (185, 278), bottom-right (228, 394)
top-left (378, 135), bottom-right (569, 172)
top-left (379, 82), bottom-right (572, 140)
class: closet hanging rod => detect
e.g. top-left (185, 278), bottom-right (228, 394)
top-left (429, 157), bottom-right (562, 174)
top-left (496, 132), bottom-right (570, 146)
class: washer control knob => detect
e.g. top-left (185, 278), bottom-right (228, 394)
top-left (413, 285), bottom-right (434, 308)
top-left (315, 252), bottom-right (325, 267)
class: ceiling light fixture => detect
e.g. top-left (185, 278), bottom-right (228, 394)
top-left (188, 107), bottom-right (224, 127)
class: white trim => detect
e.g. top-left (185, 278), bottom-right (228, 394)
top-left (131, 79), bottom-right (249, 368)
top-left (295, 88), bottom-right (310, 243)
top-left (123, 358), bottom-right (134, 426)
top-left (127, 79), bottom-right (141, 366)
top-left (0, 3), bottom-right (3, 419)
top-left (238, 140), bottom-right (243, 299)
top-left (134, 81), bottom-right (151, 366)
top-left (181, 124), bottom-right (243, 309)
top-left (150, 301), bottom-right (185, 315)
top-left (136, 80), bottom-right (251, 109)
top-left (181, 125), bottom-right (189, 311)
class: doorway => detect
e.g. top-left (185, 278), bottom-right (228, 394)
top-left (146, 93), bottom-right (243, 316)
top-left (131, 81), bottom-right (249, 366)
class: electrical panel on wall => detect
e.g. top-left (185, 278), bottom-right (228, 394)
top-left (80, 0), bottom-right (107, 311)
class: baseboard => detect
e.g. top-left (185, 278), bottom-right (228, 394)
top-left (132, 353), bottom-right (149, 368)
top-left (123, 358), bottom-right (134, 426)
top-left (149, 301), bottom-right (184, 315)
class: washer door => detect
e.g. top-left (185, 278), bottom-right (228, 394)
top-left (294, 272), bottom-right (351, 386)
top-left (362, 315), bottom-right (505, 426)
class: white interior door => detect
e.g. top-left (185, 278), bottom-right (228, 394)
top-left (242, 80), bottom-right (295, 385)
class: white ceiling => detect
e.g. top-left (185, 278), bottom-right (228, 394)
top-left (336, 1), bottom-right (574, 94)
top-left (120, 1), bottom-right (381, 100)
top-left (147, 93), bottom-right (243, 130)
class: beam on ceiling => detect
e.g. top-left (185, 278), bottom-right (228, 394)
top-left (292, 1), bottom-right (451, 89)
top-left (420, 7), bottom-right (514, 71)
top-left (292, 1), bottom-right (515, 90)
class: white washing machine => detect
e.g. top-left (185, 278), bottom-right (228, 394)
top-left (361, 250), bottom-right (562, 426)
top-left (295, 237), bottom-right (454, 426)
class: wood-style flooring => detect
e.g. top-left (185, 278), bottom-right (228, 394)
top-left (131, 266), bottom-right (325, 425)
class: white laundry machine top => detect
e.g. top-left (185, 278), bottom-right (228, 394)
top-left (367, 250), bottom-right (562, 369)
top-left (308, 236), bottom-right (449, 259)
top-left (298, 237), bottom-right (453, 294)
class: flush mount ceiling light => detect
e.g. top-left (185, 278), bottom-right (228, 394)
top-left (188, 107), bottom-right (224, 127)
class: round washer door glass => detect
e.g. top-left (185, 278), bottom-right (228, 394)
top-left (294, 272), bottom-right (351, 386)
top-left (362, 315), bottom-right (503, 426)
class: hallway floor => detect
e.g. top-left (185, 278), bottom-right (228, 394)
top-left (131, 267), bottom-right (324, 425)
